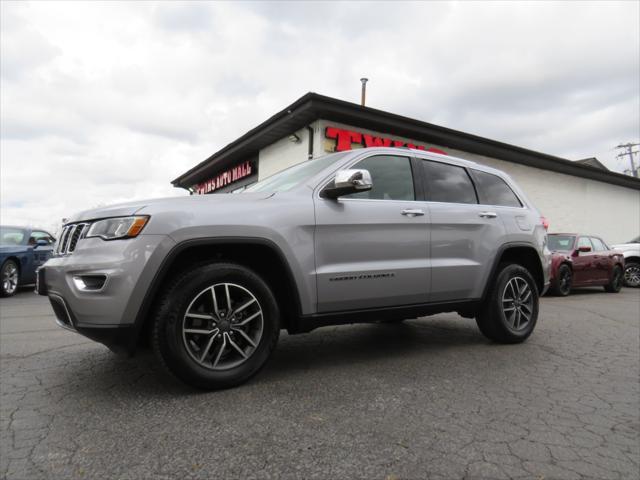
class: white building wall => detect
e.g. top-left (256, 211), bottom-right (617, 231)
top-left (257, 120), bottom-right (640, 245)
top-left (257, 121), bottom-right (323, 180)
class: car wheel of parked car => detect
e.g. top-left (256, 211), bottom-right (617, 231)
top-left (604, 265), bottom-right (623, 293)
top-left (1, 259), bottom-right (19, 297)
top-left (476, 263), bottom-right (539, 344)
top-left (622, 261), bottom-right (640, 288)
top-left (152, 262), bottom-right (280, 390)
top-left (551, 264), bottom-right (572, 296)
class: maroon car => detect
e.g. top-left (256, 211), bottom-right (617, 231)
top-left (547, 233), bottom-right (625, 296)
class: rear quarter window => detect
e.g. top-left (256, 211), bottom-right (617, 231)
top-left (471, 170), bottom-right (522, 207)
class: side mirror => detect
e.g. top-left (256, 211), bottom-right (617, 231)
top-left (577, 245), bottom-right (592, 254)
top-left (321, 169), bottom-right (373, 199)
top-left (33, 239), bottom-right (48, 249)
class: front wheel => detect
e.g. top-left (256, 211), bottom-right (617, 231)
top-left (476, 264), bottom-right (539, 344)
top-left (550, 264), bottom-right (572, 296)
top-left (152, 262), bottom-right (280, 390)
top-left (1, 260), bottom-right (19, 297)
top-left (604, 265), bottom-right (623, 293)
top-left (622, 261), bottom-right (640, 288)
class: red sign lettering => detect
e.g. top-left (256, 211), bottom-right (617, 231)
top-left (194, 161), bottom-right (253, 194)
top-left (326, 127), bottom-right (447, 155)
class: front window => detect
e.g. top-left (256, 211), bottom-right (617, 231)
top-left (345, 155), bottom-right (415, 201)
top-left (577, 237), bottom-right (593, 250)
top-left (0, 227), bottom-right (27, 246)
top-left (244, 152), bottom-right (349, 193)
top-left (590, 237), bottom-right (607, 251)
top-left (548, 235), bottom-right (576, 251)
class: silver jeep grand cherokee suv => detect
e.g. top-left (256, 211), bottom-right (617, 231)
top-left (38, 147), bottom-right (550, 389)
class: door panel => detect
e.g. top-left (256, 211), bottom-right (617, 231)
top-left (314, 198), bottom-right (430, 312)
top-left (572, 237), bottom-right (598, 284)
top-left (428, 203), bottom-right (505, 302)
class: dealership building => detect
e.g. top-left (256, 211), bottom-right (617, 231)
top-left (172, 93), bottom-right (640, 244)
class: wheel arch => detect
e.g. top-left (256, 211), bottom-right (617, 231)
top-left (623, 255), bottom-right (640, 266)
top-left (482, 243), bottom-right (545, 300)
top-left (131, 238), bottom-right (303, 352)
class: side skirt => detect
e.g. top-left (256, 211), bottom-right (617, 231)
top-left (290, 300), bottom-right (481, 334)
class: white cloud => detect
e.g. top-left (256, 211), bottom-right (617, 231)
top-left (1, 0), bottom-right (638, 232)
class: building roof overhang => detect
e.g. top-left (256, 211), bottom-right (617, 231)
top-left (171, 92), bottom-right (640, 191)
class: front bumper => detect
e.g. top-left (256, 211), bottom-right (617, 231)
top-left (38, 234), bottom-right (175, 352)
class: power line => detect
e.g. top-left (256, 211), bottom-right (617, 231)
top-left (615, 143), bottom-right (639, 178)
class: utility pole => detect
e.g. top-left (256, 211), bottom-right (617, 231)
top-left (615, 143), bottom-right (639, 178)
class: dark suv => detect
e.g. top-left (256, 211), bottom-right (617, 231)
top-left (38, 147), bottom-right (550, 389)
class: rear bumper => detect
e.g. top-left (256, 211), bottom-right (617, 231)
top-left (38, 234), bottom-right (176, 352)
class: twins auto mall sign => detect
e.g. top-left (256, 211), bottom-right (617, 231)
top-left (194, 160), bottom-right (254, 194)
top-left (325, 127), bottom-right (447, 155)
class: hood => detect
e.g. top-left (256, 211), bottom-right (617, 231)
top-left (611, 243), bottom-right (639, 250)
top-left (65, 192), bottom-right (274, 223)
top-left (0, 244), bottom-right (26, 253)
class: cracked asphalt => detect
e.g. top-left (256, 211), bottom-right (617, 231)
top-left (1, 288), bottom-right (639, 480)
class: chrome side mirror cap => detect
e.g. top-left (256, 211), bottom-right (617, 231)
top-left (321, 169), bottom-right (373, 199)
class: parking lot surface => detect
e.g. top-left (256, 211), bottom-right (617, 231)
top-left (1, 288), bottom-right (639, 480)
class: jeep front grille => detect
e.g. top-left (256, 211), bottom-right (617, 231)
top-left (55, 223), bottom-right (89, 255)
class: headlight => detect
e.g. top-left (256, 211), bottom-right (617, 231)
top-left (85, 216), bottom-right (149, 240)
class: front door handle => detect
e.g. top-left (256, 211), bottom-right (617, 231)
top-left (479, 211), bottom-right (497, 218)
top-left (401, 209), bottom-right (425, 217)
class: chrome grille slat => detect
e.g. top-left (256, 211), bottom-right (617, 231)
top-left (55, 223), bottom-right (89, 255)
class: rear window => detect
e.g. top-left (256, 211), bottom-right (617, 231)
top-left (472, 170), bottom-right (522, 207)
top-left (422, 160), bottom-right (477, 204)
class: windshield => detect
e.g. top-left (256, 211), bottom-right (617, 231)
top-left (244, 152), bottom-right (349, 193)
top-left (548, 234), bottom-right (576, 251)
top-left (628, 236), bottom-right (640, 243)
top-left (0, 227), bottom-right (27, 246)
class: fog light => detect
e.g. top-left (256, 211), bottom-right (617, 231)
top-left (72, 275), bottom-right (107, 291)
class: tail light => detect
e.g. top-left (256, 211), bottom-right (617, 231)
top-left (540, 216), bottom-right (550, 230)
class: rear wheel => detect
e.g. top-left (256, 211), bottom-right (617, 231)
top-left (476, 263), bottom-right (539, 344)
top-left (622, 261), bottom-right (640, 288)
top-left (550, 264), bottom-right (572, 296)
top-left (152, 262), bottom-right (280, 390)
top-left (1, 260), bottom-right (19, 297)
top-left (604, 265), bottom-right (623, 293)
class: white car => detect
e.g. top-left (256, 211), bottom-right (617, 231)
top-left (612, 236), bottom-right (640, 287)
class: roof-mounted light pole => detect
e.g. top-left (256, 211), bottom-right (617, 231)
top-left (360, 78), bottom-right (368, 106)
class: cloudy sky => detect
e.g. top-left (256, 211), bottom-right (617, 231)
top-left (1, 1), bottom-right (639, 232)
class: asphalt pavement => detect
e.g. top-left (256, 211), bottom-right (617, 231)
top-left (1, 287), bottom-right (639, 479)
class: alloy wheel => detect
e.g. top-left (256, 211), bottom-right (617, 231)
top-left (182, 283), bottom-right (264, 370)
top-left (624, 264), bottom-right (640, 288)
top-left (501, 276), bottom-right (534, 331)
top-left (559, 268), bottom-right (572, 295)
top-left (2, 263), bottom-right (18, 295)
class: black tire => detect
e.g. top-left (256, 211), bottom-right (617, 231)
top-left (622, 261), bottom-right (640, 288)
top-left (1, 259), bottom-right (20, 297)
top-left (550, 264), bottom-right (572, 296)
top-left (604, 265), bottom-right (623, 293)
top-left (152, 262), bottom-right (280, 390)
top-left (476, 263), bottom-right (539, 344)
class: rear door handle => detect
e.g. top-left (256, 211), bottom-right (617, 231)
top-left (479, 211), bottom-right (497, 218)
top-left (401, 209), bottom-right (425, 217)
